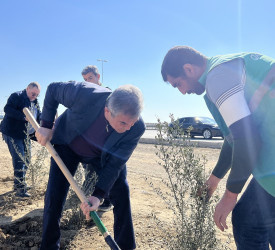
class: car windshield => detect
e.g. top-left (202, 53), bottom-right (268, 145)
top-left (196, 117), bottom-right (217, 125)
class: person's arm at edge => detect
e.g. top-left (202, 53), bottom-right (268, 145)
top-left (206, 139), bottom-right (233, 198)
top-left (214, 115), bottom-right (262, 231)
top-left (226, 115), bottom-right (261, 193)
top-left (205, 60), bottom-right (262, 231)
top-left (40, 81), bottom-right (79, 128)
top-left (4, 93), bottom-right (26, 121)
top-left (37, 82), bottom-right (79, 145)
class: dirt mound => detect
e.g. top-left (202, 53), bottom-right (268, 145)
top-left (0, 216), bottom-right (42, 250)
top-left (0, 140), bottom-right (234, 249)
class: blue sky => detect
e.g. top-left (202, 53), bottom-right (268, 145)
top-left (1, 0), bottom-right (275, 122)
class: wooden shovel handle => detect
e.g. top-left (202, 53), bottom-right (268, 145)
top-left (23, 107), bottom-right (86, 202)
top-left (22, 108), bottom-right (115, 241)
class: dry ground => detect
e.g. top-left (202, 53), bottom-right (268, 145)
top-left (0, 137), bottom-right (236, 249)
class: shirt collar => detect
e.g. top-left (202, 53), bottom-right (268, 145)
top-left (198, 57), bottom-right (211, 87)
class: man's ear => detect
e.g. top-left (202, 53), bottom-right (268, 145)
top-left (105, 106), bottom-right (113, 117)
top-left (97, 74), bottom-right (101, 80)
top-left (183, 64), bottom-right (195, 77)
top-left (104, 106), bottom-right (110, 115)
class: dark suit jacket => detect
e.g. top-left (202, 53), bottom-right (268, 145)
top-left (1, 89), bottom-right (41, 140)
top-left (41, 81), bottom-right (145, 193)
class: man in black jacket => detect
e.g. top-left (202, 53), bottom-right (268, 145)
top-left (1, 82), bottom-right (41, 197)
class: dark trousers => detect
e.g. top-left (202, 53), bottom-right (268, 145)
top-left (232, 178), bottom-right (275, 250)
top-left (2, 134), bottom-right (28, 189)
top-left (40, 144), bottom-right (135, 250)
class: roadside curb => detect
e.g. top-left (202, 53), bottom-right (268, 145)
top-left (139, 138), bottom-right (223, 149)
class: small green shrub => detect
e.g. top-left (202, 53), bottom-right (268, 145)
top-left (11, 132), bottom-right (49, 195)
top-left (153, 114), bottom-right (229, 250)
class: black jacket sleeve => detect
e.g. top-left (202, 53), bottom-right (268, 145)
top-left (94, 119), bottom-right (146, 196)
top-left (212, 139), bottom-right (232, 179)
top-left (4, 93), bottom-right (26, 121)
top-left (226, 115), bottom-right (262, 193)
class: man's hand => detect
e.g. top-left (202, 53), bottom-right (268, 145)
top-left (35, 127), bottom-right (53, 146)
top-left (197, 174), bottom-right (221, 201)
top-left (214, 189), bottom-right (238, 231)
top-left (205, 174), bottom-right (221, 199)
top-left (80, 196), bottom-right (101, 220)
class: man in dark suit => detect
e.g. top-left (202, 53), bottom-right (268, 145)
top-left (35, 81), bottom-right (145, 250)
top-left (1, 82), bottom-right (41, 197)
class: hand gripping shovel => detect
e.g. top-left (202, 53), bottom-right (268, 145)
top-left (23, 107), bottom-right (120, 250)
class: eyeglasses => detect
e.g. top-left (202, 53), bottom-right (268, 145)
top-left (31, 92), bottom-right (39, 98)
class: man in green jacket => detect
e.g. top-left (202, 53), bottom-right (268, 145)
top-left (161, 45), bottom-right (275, 249)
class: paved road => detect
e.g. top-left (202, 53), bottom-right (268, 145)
top-left (140, 129), bottom-right (224, 149)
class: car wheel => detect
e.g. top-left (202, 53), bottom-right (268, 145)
top-left (203, 129), bottom-right (212, 139)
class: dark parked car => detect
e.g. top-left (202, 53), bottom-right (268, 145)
top-left (169, 117), bottom-right (223, 139)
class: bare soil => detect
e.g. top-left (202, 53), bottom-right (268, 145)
top-left (0, 137), bottom-right (235, 249)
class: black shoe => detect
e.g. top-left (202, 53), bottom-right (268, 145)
top-left (15, 190), bottom-right (31, 198)
top-left (97, 200), bottom-right (113, 212)
top-left (13, 185), bottom-right (31, 192)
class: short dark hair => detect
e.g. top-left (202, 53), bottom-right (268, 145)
top-left (161, 46), bottom-right (207, 81)
top-left (81, 65), bottom-right (100, 76)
